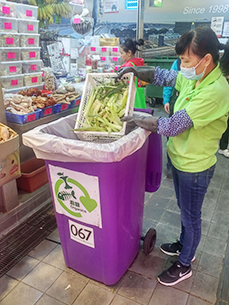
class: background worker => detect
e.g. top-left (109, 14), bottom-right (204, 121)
top-left (119, 38), bottom-right (146, 109)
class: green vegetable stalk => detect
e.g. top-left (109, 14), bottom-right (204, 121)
top-left (75, 78), bottom-right (129, 133)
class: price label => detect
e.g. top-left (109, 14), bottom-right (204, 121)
top-left (44, 107), bottom-right (52, 115)
top-left (4, 22), bottom-right (12, 30)
top-left (69, 219), bottom-right (95, 248)
top-left (74, 18), bottom-right (81, 24)
top-left (30, 64), bottom-right (37, 71)
top-left (31, 77), bottom-right (37, 83)
top-left (7, 52), bottom-right (15, 59)
top-left (28, 38), bottom-right (34, 45)
top-left (11, 79), bottom-right (18, 86)
top-left (61, 103), bottom-right (68, 111)
top-left (112, 57), bottom-right (118, 62)
top-left (112, 47), bottom-right (118, 52)
top-left (9, 66), bottom-right (16, 73)
top-left (2, 6), bottom-right (10, 14)
top-left (27, 24), bottom-right (33, 31)
top-left (26, 10), bottom-right (33, 17)
top-left (26, 113), bottom-right (36, 122)
top-left (91, 47), bottom-right (96, 51)
top-left (100, 56), bottom-right (106, 61)
top-left (6, 37), bottom-right (14, 45)
top-left (101, 47), bottom-right (107, 52)
top-left (29, 52), bottom-right (36, 58)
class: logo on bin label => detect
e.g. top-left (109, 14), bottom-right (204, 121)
top-left (49, 165), bottom-right (102, 228)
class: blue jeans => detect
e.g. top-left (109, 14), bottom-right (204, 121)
top-left (171, 164), bottom-right (215, 266)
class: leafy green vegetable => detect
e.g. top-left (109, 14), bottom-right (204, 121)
top-left (75, 78), bottom-right (129, 133)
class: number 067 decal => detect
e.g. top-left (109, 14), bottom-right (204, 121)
top-left (69, 219), bottom-right (95, 248)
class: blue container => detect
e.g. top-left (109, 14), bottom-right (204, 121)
top-left (39, 105), bottom-right (55, 118)
top-left (6, 109), bottom-right (41, 124)
top-left (70, 97), bottom-right (81, 109)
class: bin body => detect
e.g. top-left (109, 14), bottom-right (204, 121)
top-left (45, 139), bottom-right (149, 285)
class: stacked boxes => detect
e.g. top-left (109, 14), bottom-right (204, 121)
top-left (0, 1), bottom-right (42, 92)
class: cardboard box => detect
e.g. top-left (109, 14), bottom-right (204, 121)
top-left (0, 123), bottom-right (20, 187)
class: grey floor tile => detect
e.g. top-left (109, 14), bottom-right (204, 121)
top-left (72, 282), bottom-right (114, 305)
top-left (201, 219), bottom-right (211, 236)
top-left (47, 228), bottom-right (61, 243)
top-left (202, 206), bottom-right (215, 222)
top-left (208, 221), bottom-right (229, 242)
top-left (129, 250), bottom-right (166, 280)
top-left (216, 191), bottom-right (229, 214)
top-left (28, 239), bottom-right (58, 260)
top-left (117, 271), bottom-right (156, 304)
top-left (142, 218), bottom-right (158, 236)
top-left (149, 284), bottom-right (189, 305)
top-left (203, 236), bottom-right (227, 258)
top-left (110, 294), bottom-right (140, 305)
top-left (166, 199), bottom-right (180, 214)
top-left (154, 222), bottom-right (180, 247)
top-left (160, 177), bottom-right (174, 190)
top-left (198, 252), bottom-right (223, 278)
top-left (191, 271), bottom-right (218, 303)
top-left (22, 261), bottom-right (63, 292)
top-left (42, 245), bottom-right (67, 270)
top-left (143, 205), bottom-right (165, 222)
top-left (147, 194), bottom-right (171, 209)
top-left (6, 256), bottom-right (40, 281)
top-left (187, 295), bottom-right (214, 305)
top-left (153, 187), bottom-right (175, 200)
top-left (35, 294), bottom-right (66, 305)
top-left (46, 271), bottom-right (88, 304)
top-left (160, 210), bottom-right (181, 228)
top-left (0, 274), bottom-right (19, 302)
top-left (0, 282), bottom-right (42, 305)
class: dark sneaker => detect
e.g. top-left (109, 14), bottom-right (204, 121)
top-left (157, 261), bottom-right (192, 286)
top-left (160, 241), bottom-right (182, 256)
top-left (160, 241), bottom-right (196, 262)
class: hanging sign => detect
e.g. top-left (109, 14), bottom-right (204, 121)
top-left (104, 0), bottom-right (119, 13)
top-left (211, 16), bottom-right (224, 37)
top-left (48, 165), bottom-right (102, 228)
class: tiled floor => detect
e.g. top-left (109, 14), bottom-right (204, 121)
top-left (0, 104), bottom-right (229, 305)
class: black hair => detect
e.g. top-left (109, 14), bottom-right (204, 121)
top-left (120, 38), bottom-right (144, 55)
top-left (175, 26), bottom-right (229, 76)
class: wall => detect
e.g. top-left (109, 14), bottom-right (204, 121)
top-left (93, 0), bottom-right (229, 24)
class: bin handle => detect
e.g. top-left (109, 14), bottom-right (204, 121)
top-left (134, 108), bottom-right (154, 116)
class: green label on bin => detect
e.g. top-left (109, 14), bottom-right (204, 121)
top-left (49, 165), bottom-right (102, 228)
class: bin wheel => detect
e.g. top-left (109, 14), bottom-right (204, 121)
top-left (142, 228), bottom-right (157, 255)
top-left (149, 98), bottom-right (156, 107)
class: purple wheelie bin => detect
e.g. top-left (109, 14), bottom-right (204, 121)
top-left (22, 113), bottom-right (162, 285)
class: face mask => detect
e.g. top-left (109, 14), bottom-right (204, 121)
top-left (180, 58), bottom-right (206, 80)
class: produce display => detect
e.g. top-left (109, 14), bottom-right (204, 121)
top-left (75, 79), bottom-right (128, 133)
top-left (5, 86), bottom-right (80, 115)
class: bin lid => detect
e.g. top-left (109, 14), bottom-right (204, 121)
top-left (22, 113), bottom-right (151, 163)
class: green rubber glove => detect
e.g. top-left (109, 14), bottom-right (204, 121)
top-left (121, 114), bottom-right (160, 133)
top-left (117, 66), bottom-right (155, 83)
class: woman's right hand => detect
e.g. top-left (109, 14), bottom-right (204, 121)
top-left (164, 103), bottom-right (170, 114)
